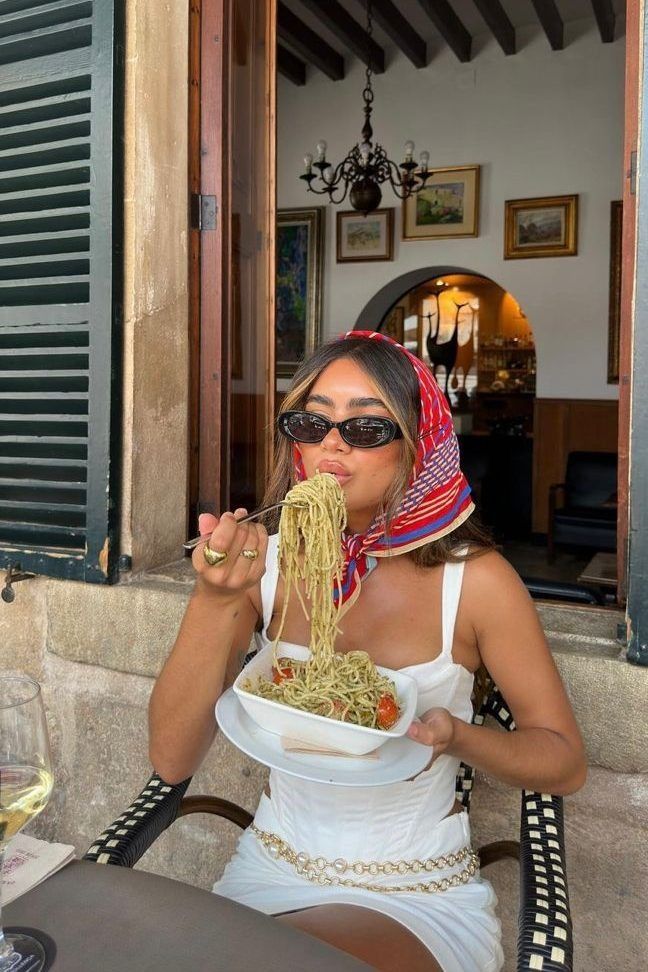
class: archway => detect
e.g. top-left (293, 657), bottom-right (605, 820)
top-left (354, 266), bottom-right (487, 330)
top-left (355, 267), bottom-right (540, 564)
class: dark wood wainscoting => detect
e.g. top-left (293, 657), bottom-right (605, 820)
top-left (533, 398), bottom-right (619, 533)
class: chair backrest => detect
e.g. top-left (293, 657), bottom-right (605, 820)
top-left (564, 451), bottom-right (617, 508)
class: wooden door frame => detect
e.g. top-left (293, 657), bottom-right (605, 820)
top-left (188, 0), bottom-right (275, 524)
top-left (189, 0), bottom-right (231, 524)
top-left (617, 0), bottom-right (640, 605)
top-left (626, 1), bottom-right (648, 665)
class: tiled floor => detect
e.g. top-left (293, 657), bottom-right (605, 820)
top-left (499, 540), bottom-right (621, 605)
top-left (500, 539), bottom-right (591, 584)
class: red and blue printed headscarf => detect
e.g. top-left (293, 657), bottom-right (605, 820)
top-left (293, 329), bottom-right (474, 613)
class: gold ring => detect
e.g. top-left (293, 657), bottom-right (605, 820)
top-left (203, 544), bottom-right (228, 567)
top-left (241, 548), bottom-right (259, 561)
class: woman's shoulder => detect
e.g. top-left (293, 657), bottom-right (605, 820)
top-left (459, 547), bottom-right (541, 645)
top-left (461, 546), bottom-right (528, 599)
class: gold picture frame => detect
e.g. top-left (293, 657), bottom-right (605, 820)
top-left (336, 208), bottom-right (394, 262)
top-left (504, 194), bottom-right (578, 259)
top-left (402, 165), bottom-right (480, 241)
top-left (607, 200), bottom-right (622, 384)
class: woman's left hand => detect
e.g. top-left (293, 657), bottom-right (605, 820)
top-left (406, 707), bottom-right (456, 760)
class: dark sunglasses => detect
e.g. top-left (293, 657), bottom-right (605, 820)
top-left (277, 410), bottom-right (403, 449)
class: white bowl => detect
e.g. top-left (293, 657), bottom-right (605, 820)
top-left (233, 643), bottom-right (418, 756)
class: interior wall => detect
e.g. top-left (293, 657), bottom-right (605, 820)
top-left (277, 18), bottom-right (625, 400)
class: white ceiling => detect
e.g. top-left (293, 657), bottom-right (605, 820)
top-left (280, 0), bottom-right (626, 74)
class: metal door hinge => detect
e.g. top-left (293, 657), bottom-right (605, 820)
top-left (190, 194), bottom-right (218, 230)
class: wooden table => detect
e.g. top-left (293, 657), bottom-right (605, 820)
top-left (577, 551), bottom-right (617, 589)
top-left (4, 860), bottom-right (371, 971)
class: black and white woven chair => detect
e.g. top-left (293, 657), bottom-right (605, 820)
top-left (84, 682), bottom-right (573, 972)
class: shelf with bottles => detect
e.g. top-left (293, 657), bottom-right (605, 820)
top-left (479, 335), bottom-right (535, 350)
top-left (477, 349), bottom-right (536, 370)
top-left (477, 372), bottom-right (536, 394)
top-left (477, 339), bottom-right (536, 395)
top-left (472, 387), bottom-right (535, 436)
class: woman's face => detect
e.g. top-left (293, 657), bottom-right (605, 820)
top-left (296, 357), bottom-right (403, 534)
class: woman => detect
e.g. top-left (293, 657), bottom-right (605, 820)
top-left (149, 331), bottom-right (586, 972)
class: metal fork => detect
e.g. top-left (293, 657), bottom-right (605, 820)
top-left (182, 501), bottom-right (305, 551)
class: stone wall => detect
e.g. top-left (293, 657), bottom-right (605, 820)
top-left (119, 0), bottom-right (190, 571)
top-left (2, 570), bottom-right (647, 971)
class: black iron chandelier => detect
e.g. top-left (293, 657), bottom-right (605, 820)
top-left (299, 0), bottom-right (433, 216)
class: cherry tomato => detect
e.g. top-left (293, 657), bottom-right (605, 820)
top-left (376, 693), bottom-right (399, 729)
top-left (272, 665), bottom-right (294, 685)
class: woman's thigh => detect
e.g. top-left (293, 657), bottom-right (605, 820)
top-left (276, 904), bottom-right (443, 972)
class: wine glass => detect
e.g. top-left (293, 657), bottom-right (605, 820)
top-left (0, 674), bottom-right (53, 971)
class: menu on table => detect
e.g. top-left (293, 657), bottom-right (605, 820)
top-left (2, 833), bottom-right (75, 904)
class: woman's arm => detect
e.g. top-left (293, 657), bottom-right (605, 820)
top-left (148, 512), bottom-right (268, 785)
top-left (408, 550), bottom-right (587, 796)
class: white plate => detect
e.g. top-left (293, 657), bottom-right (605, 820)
top-left (216, 689), bottom-right (432, 787)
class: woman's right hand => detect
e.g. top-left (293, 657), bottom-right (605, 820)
top-left (192, 509), bottom-right (268, 599)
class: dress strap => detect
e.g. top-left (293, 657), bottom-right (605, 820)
top-left (441, 556), bottom-right (467, 659)
top-left (260, 533), bottom-right (280, 636)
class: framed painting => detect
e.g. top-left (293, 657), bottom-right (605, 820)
top-left (380, 305), bottom-right (405, 344)
top-left (608, 200), bottom-right (622, 384)
top-left (276, 207), bottom-right (324, 378)
top-left (402, 165), bottom-right (480, 240)
top-left (504, 194), bottom-right (578, 259)
top-left (336, 208), bottom-right (394, 262)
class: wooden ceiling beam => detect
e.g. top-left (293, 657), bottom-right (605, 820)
top-left (277, 44), bottom-right (306, 85)
top-left (277, 4), bottom-right (345, 81)
top-left (471, 0), bottom-right (516, 55)
top-left (415, 0), bottom-right (472, 63)
top-left (590, 0), bottom-right (616, 43)
top-left (297, 0), bottom-right (386, 73)
top-left (350, 0), bottom-right (427, 68)
top-left (529, 0), bottom-right (564, 50)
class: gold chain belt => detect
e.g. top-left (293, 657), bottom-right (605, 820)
top-left (251, 825), bottom-right (480, 894)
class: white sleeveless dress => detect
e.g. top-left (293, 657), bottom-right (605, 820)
top-left (213, 536), bottom-right (504, 972)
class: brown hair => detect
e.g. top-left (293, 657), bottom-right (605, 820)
top-left (262, 335), bottom-right (494, 566)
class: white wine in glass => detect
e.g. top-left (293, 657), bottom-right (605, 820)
top-left (0, 675), bottom-right (54, 971)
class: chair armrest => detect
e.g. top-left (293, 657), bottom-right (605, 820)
top-left (517, 791), bottom-right (573, 972)
top-left (83, 773), bottom-right (191, 867)
top-left (482, 692), bottom-right (573, 967)
top-left (548, 482), bottom-right (566, 515)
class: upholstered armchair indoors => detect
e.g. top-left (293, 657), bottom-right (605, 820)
top-left (85, 680), bottom-right (574, 972)
top-left (547, 451), bottom-right (617, 563)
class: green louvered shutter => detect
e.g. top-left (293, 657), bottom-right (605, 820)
top-left (0, 0), bottom-right (124, 583)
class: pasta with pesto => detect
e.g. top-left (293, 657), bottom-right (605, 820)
top-left (243, 472), bottom-right (401, 730)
